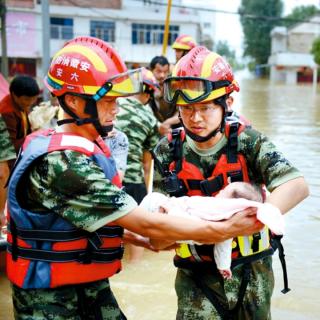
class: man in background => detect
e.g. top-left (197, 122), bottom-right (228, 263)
top-left (0, 75), bottom-right (40, 168)
top-left (149, 56), bottom-right (180, 131)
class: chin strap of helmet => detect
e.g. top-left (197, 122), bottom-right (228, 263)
top-left (178, 95), bottom-right (229, 143)
top-left (57, 95), bottom-right (113, 137)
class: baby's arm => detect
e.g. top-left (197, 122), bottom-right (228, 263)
top-left (214, 238), bottom-right (233, 279)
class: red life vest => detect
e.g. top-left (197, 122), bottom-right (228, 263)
top-left (163, 120), bottom-right (272, 265)
top-left (6, 129), bottom-right (124, 289)
top-left (153, 117), bottom-right (290, 294)
top-left (169, 121), bottom-right (250, 198)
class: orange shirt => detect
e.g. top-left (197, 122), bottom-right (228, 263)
top-left (0, 94), bottom-right (31, 155)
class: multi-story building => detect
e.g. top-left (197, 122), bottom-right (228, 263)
top-left (0, 0), bottom-right (215, 86)
top-left (268, 14), bottom-right (320, 85)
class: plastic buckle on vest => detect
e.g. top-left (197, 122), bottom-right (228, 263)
top-left (199, 175), bottom-right (223, 196)
top-left (78, 232), bottom-right (102, 264)
top-left (78, 249), bottom-right (93, 264)
top-left (251, 233), bottom-right (261, 252)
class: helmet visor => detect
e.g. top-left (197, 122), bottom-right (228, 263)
top-left (93, 68), bottom-right (143, 101)
top-left (164, 77), bottom-right (231, 104)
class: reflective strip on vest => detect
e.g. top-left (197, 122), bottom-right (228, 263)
top-left (176, 244), bottom-right (192, 259)
top-left (238, 226), bottom-right (269, 256)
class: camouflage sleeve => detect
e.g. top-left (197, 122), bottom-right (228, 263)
top-left (0, 114), bottom-right (16, 162)
top-left (239, 127), bottom-right (303, 192)
top-left (144, 119), bottom-right (160, 151)
top-left (152, 136), bottom-right (172, 194)
top-left (26, 150), bottom-right (137, 232)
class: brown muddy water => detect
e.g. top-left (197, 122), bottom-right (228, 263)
top-left (1, 76), bottom-right (319, 319)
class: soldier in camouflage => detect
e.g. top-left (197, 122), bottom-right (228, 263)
top-left (0, 114), bottom-right (16, 230)
top-left (7, 38), bottom-right (264, 320)
top-left (116, 68), bottom-right (160, 203)
top-left (115, 68), bottom-right (162, 262)
top-left (151, 47), bottom-right (309, 319)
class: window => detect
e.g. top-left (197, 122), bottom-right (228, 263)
top-left (132, 24), bottom-right (179, 45)
top-left (90, 21), bottom-right (115, 42)
top-left (50, 17), bottom-right (73, 40)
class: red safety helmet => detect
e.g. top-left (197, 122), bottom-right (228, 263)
top-left (172, 35), bottom-right (197, 51)
top-left (44, 36), bottom-right (142, 99)
top-left (141, 67), bottom-right (160, 93)
top-left (164, 46), bottom-right (239, 105)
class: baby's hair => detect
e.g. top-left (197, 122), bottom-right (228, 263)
top-left (228, 182), bottom-right (263, 202)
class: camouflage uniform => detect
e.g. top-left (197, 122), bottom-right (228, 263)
top-left (115, 97), bottom-right (160, 203)
top-left (13, 147), bottom-right (137, 319)
top-left (153, 126), bottom-right (303, 320)
top-left (12, 279), bottom-right (125, 320)
top-left (0, 114), bottom-right (16, 162)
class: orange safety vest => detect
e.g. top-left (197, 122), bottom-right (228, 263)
top-left (6, 129), bottom-right (124, 289)
top-left (159, 120), bottom-right (272, 266)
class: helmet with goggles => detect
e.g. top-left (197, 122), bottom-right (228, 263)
top-left (164, 46), bottom-right (239, 106)
top-left (141, 68), bottom-right (160, 94)
top-left (44, 36), bottom-right (142, 100)
top-left (172, 35), bottom-right (197, 51)
top-left (44, 36), bottom-right (143, 137)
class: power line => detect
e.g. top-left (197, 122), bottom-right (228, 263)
top-left (128, 0), bottom-right (320, 25)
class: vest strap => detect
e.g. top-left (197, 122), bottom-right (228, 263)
top-left (186, 174), bottom-right (224, 196)
top-left (7, 224), bottom-right (123, 242)
top-left (7, 242), bottom-right (124, 263)
top-left (227, 122), bottom-right (239, 163)
top-left (227, 170), bottom-right (243, 183)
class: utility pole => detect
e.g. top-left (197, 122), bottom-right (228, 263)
top-left (162, 0), bottom-right (172, 56)
top-left (0, 0), bottom-right (8, 79)
top-left (42, 0), bottom-right (50, 101)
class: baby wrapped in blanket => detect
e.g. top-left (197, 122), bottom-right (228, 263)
top-left (140, 182), bottom-right (284, 279)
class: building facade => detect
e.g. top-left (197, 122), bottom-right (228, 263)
top-left (268, 15), bottom-right (320, 84)
top-left (0, 0), bottom-right (212, 87)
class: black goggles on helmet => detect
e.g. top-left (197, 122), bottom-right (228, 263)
top-left (163, 77), bottom-right (231, 104)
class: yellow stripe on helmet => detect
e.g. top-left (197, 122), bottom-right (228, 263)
top-left (83, 77), bottom-right (136, 97)
top-left (52, 45), bottom-right (107, 73)
top-left (47, 73), bottom-right (64, 86)
top-left (172, 43), bottom-right (193, 50)
top-left (200, 52), bottom-right (220, 79)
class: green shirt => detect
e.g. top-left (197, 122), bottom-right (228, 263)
top-left (116, 97), bottom-right (160, 184)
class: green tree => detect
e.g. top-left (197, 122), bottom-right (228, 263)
top-left (215, 40), bottom-right (236, 60)
top-left (311, 37), bottom-right (320, 65)
top-left (283, 5), bottom-right (319, 28)
top-left (215, 41), bottom-right (244, 71)
top-left (239, 0), bottom-right (283, 68)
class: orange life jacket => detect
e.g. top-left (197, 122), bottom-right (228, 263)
top-left (6, 129), bottom-right (124, 289)
top-left (157, 120), bottom-right (272, 266)
top-left (153, 117), bottom-right (290, 294)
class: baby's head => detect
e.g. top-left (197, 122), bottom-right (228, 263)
top-left (219, 182), bottom-right (263, 202)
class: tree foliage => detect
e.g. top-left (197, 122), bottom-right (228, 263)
top-left (311, 37), bottom-right (320, 65)
top-left (215, 41), bottom-right (236, 60)
top-left (283, 5), bottom-right (319, 28)
top-left (239, 0), bottom-right (283, 66)
top-left (214, 41), bottom-right (244, 71)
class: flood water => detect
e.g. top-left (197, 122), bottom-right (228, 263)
top-left (1, 75), bottom-right (320, 319)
